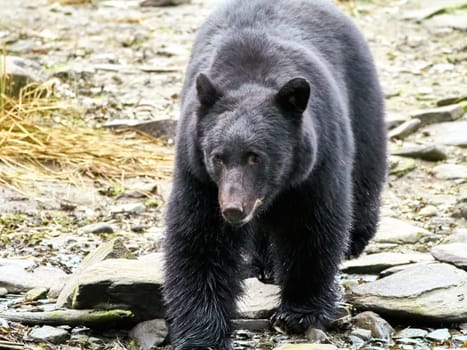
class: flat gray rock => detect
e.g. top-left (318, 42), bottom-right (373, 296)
top-left (422, 121), bottom-right (467, 148)
top-left (342, 252), bottom-right (434, 274)
top-left (391, 144), bottom-right (447, 161)
top-left (0, 258), bottom-right (66, 293)
top-left (388, 119), bottom-right (421, 139)
top-left (432, 164), bottom-right (467, 179)
top-left (29, 325), bottom-right (70, 345)
top-left (395, 328), bottom-right (428, 339)
top-left (56, 238), bottom-right (135, 306)
top-left (374, 217), bottom-right (431, 244)
top-left (238, 278), bottom-right (279, 319)
top-left (349, 263), bottom-right (467, 322)
top-left (410, 104), bottom-right (464, 126)
top-left (431, 243), bottom-right (467, 270)
top-left (70, 258), bottom-right (165, 320)
top-left (426, 328), bottom-right (451, 341)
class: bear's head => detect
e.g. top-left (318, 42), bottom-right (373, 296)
top-left (194, 74), bottom-right (316, 226)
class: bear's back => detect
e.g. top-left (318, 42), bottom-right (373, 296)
top-left (182, 0), bottom-right (368, 101)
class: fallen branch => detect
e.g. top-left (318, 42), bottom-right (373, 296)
top-left (0, 309), bottom-right (134, 328)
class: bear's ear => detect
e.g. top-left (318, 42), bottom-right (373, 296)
top-left (275, 77), bottom-right (310, 115)
top-left (196, 73), bottom-right (222, 108)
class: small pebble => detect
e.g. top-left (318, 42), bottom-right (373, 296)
top-left (25, 287), bottom-right (49, 301)
top-left (426, 328), bottom-right (450, 341)
top-left (348, 335), bottom-right (365, 349)
top-left (351, 328), bottom-right (372, 341)
top-left (29, 325), bottom-right (70, 345)
top-left (81, 222), bottom-right (114, 234)
top-left (305, 328), bottom-right (328, 343)
top-left (395, 328), bottom-right (428, 339)
top-left (0, 287), bottom-right (8, 297)
top-left (419, 205), bottom-right (437, 217)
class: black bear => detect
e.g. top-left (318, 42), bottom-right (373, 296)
top-left (163, 0), bottom-right (387, 349)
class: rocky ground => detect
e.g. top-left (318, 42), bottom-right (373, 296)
top-left (0, 0), bottom-right (466, 349)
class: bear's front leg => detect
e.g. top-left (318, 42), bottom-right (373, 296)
top-left (269, 185), bottom-right (351, 333)
top-left (163, 174), bottom-right (246, 350)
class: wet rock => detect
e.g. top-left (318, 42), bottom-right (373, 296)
top-left (374, 217), bottom-right (431, 244)
top-left (391, 144), bottom-right (447, 162)
top-left (431, 243), bottom-right (467, 270)
top-left (351, 328), bottom-right (372, 341)
top-left (432, 164), bottom-right (467, 179)
top-left (0, 56), bottom-right (47, 97)
top-left (25, 287), bottom-right (49, 302)
top-left (140, 0), bottom-right (191, 6)
top-left (104, 119), bottom-right (177, 140)
top-left (81, 222), bottom-right (114, 234)
top-left (67, 258), bottom-right (164, 320)
top-left (238, 278), bottom-right (279, 319)
top-left (29, 325), bottom-right (70, 345)
top-left (274, 345), bottom-right (337, 350)
top-left (129, 319), bottom-right (168, 350)
top-left (426, 328), bottom-right (450, 341)
top-left (349, 263), bottom-right (467, 322)
top-left (388, 119), bottom-right (421, 139)
top-left (418, 205), bottom-right (437, 217)
top-left (410, 104), bottom-right (464, 126)
top-left (232, 319), bottom-right (270, 331)
top-left (395, 328), bottom-right (428, 339)
top-left (0, 258), bottom-right (67, 293)
top-left (56, 238), bottom-right (135, 306)
top-left (305, 328), bottom-right (328, 343)
top-left (422, 121), bottom-right (467, 148)
top-left (389, 156), bottom-right (416, 177)
top-left (0, 287), bottom-right (7, 297)
top-left (352, 311), bottom-right (394, 341)
top-left (343, 252), bottom-right (434, 274)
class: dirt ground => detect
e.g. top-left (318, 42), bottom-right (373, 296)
top-left (0, 0), bottom-right (466, 348)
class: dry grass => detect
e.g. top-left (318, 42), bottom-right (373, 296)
top-left (0, 80), bottom-right (174, 192)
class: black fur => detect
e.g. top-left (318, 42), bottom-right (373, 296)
top-left (163, 0), bottom-right (387, 349)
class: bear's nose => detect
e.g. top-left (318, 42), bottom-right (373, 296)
top-left (222, 204), bottom-right (245, 225)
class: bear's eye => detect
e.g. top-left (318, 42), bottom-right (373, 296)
top-left (247, 152), bottom-right (259, 166)
top-left (213, 154), bottom-right (224, 165)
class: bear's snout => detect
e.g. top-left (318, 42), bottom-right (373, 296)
top-left (221, 203), bottom-right (246, 225)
